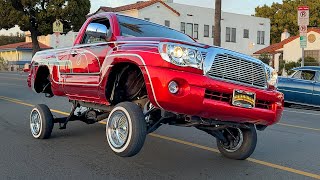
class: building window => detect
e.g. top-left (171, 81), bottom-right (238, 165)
top-left (212, 26), bottom-right (214, 38)
top-left (144, 18), bottom-right (150, 21)
top-left (257, 31), bottom-right (265, 45)
top-left (194, 24), bottom-right (199, 39)
top-left (165, 20), bottom-right (170, 27)
top-left (226, 27), bottom-right (236, 42)
top-left (305, 50), bottom-right (320, 61)
top-left (186, 23), bottom-right (193, 37)
top-left (204, 25), bottom-right (209, 37)
top-left (243, 29), bottom-right (249, 38)
top-left (181, 22), bottom-right (185, 34)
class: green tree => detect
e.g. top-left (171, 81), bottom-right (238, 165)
top-left (0, 0), bottom-right (90, 55)
top-left (0, 35), bottom-right (24, 46)
top-left (255, 0), bottom-right (320, 44)
top-left (279, 59), bottom-right (285, 75)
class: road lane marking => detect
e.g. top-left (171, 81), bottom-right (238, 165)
top-left (148, 134), bottom-right (320, 179)
top-left (278, 123), bottom-right (320, 132)
top-left (284, 109), bottom-right (320, 116)
top-left (0, 77), bottom-right (26, 81)
top-left (0, 96), bottom-right (320, 179)
top-left (0, 96), bottom-right (70, 116)
top-left (4, 96), bottom-right (319, 133)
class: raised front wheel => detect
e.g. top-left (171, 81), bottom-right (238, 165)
top-left (106, 102), bottom-right (147, 157)
top-left (217, 125), bottom-right (257, 160)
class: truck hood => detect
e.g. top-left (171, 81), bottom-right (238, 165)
top-left (116, 36), bottom-right (265, 65)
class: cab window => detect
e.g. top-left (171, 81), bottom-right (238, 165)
top-left (81, 19), bottom-right (110, 44)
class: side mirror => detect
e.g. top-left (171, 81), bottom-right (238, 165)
top-left (86, 22), bottom-right (112, 42)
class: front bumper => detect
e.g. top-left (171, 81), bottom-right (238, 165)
top-left (146, 66), bottom-right (283, 126)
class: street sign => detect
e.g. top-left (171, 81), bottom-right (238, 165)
top-left (53, 19), bottom-right (63, 33)
top-left (298, 6), bottom-right (309, 25)
top-left (299, 25), bottom-right (308, 34)
top-left (300, 36), bottom-right (307, 48)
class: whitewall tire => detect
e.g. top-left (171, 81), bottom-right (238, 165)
top-left (106, 102), bottom-right (146, 157)
top-left (30, 104), bottom-right (54, 139)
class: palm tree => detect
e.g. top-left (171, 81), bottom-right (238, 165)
top-left (214, 0), bottom-right (221, 46)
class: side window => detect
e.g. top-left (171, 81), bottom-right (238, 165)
top-left (292, 71), bottom-right (301, 79)
top-left (301, 70), bottom-right (316, 81)
top-left (292, 70), bottom-right (316, 80)
top-left (81, 19), bottom-right (110, 44)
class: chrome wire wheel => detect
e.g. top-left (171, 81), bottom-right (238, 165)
top-left (107, 110), bottom-right (129, 149)
top-left (30, 109), bottom-right (42, 137)
top-left (220, 128), bottom-right (244, 153)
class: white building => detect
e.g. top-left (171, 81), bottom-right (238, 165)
top-left (91, 0), bottom-right (270, 55)
top-left (254, 28), bottom-right (320, 71)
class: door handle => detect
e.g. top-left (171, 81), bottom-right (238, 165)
top-left (70, 50), bottom-right (77, 57)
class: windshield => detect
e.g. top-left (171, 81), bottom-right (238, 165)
top-left (117, 15), bottom-right (195, 43)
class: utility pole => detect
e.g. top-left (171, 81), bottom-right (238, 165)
top-left (214, 0), bottom-right (221, 46)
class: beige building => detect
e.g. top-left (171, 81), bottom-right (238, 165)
top-left (25, 31), bottom-right (78, 49)
top-left (0, 42), bottom-right (51, 71)
top-left (254, 28), bottom-right (320, 71)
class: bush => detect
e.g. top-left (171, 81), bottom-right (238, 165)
top-left (0, 57), bottom-right (8, 71)
top-left (258, 53), bottom-right (271, 65)
top-left (284, 61), bottom-right (300, 75)
top-left (298, 56), bottom-right (319, 66)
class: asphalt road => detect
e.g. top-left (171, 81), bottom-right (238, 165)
top-left (0, 71), bottom-right (319, 180)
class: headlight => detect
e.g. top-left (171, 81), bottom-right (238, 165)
top-left (159, 43), bottom-right (205, 69)
top-left (267, 68), bottom-right (278, 89)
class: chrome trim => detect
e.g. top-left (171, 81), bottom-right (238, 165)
top-left (278, 88), bottom-right (313, 95)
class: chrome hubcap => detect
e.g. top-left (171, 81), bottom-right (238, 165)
top-left (30, 110), bottom-right (42, 136)
top-left (221, 128), bottom-right (244, 152)
top-left (107, 111), bottom-right (129, 148)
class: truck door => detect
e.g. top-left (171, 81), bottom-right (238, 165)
top-left (64, 18), bottom-right (112, 99)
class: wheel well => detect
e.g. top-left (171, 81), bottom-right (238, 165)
top-left (34, 66), bottom-right (53, 96)
top-left (106, 63), bottom-right (147, 105)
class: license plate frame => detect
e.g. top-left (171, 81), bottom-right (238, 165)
top-left (232, 90), bottom-right (256, 109)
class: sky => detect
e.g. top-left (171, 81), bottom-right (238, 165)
top-left (0, 0), bottom-right (282, 35)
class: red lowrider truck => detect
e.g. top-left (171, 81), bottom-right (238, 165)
top-left (27, 12), bottom-right (284, 160)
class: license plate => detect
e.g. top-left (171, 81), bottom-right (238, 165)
top-left (232, 90), bottom-right (256, 109)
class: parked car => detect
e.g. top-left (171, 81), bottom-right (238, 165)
top-left (27, 12), bottom-right (283, 160)
top-left (278, 66), bottom-right (320, 106)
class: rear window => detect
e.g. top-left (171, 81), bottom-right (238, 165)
top-left (117, 15), bottom-right (195, 43)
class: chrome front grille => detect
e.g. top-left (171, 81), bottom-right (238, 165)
top-left (207, 54), bottom-right (267, 88)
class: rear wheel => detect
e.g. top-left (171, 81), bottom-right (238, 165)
top-left (106, 102), bottom-right (147, 157)
top-left (217, 126), bottom-right (257, 160)
top-left (30, 104), bottom-right (54, 139)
